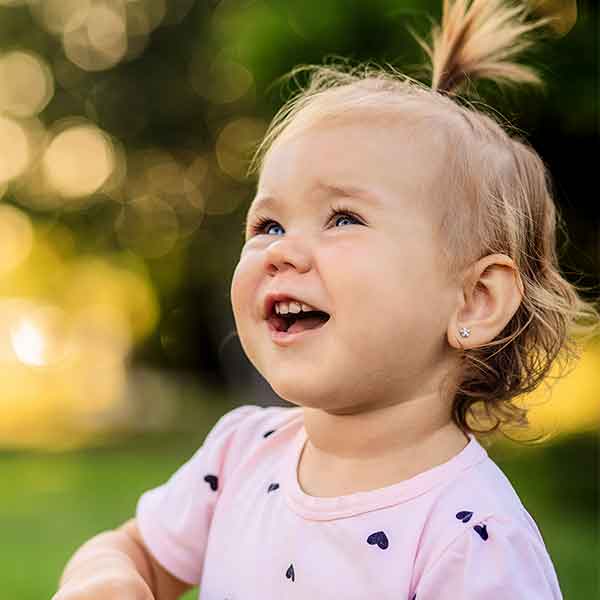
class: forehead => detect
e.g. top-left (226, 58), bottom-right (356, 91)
top-left (249, 117), bottom-right (449, 216)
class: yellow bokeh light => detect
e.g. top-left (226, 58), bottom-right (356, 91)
top-left (11, 319), bottom-right (45, 366)
top-left (62, 256), bottom-right (159, 341)
top-left (63, 5), bottom-right (127, 72)
top-left (0, 205), bottom-right (34, 275)
top-left (70, 302), bottom-right (132, 361)
top-left (29, 0), bottom-right (92, 35)
top-left (118, 148), bottom-right (205, 237)
top-left (0, 224), bottom-right (160, 449)
top-left (523, 339), bottom-right (600, 436)
top-left (0, 116), bottom-right (31, 184)
top-left (115, 194), bottom-right (180, 258)
top-left (0, 50), bottom-right (54, 118)
top-left (528, 0), bottom-right (577, 36)
top-left (42, 122), bottom-right (115, 198)
top-left (216, 117), bottom-right (267, 181)
top-left (87, 4), bottom-right (127, 59)
top-left (1, 300), bottom-right (72, 368)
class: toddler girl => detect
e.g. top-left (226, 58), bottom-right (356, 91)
top-left (54, 0), bottom-right (599, 598)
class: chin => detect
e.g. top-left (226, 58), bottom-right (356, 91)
top-left (267, 374), bottom-right (346, 410)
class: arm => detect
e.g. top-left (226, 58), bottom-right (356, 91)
top-left (55, 519), bottom-right (193, 600)
top-left (119, 518), bottom-right (194, 600)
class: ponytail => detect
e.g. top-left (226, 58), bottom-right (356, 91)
top-left (409, 0), bottom-right (554, 95)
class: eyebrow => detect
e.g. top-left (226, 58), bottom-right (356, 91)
top-left (247, 181), bottom-right (382, 218)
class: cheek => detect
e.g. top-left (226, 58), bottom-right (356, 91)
top-left (230, 255), bottom-right (257, 324)
top-left (322, 245), bottom-right (426, 339)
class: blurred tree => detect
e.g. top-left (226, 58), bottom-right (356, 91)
top-left (0, 0), bottom-right (596, 414)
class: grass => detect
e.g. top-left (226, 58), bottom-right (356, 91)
top-left (1, 427), bottom-right (596, 599)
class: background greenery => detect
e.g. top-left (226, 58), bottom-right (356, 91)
top-left (2, 426), bottom-right (596, 599)
top-left (0, 0), bottom-right (597, 598)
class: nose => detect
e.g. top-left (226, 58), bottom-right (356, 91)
top-left (263, 237), bottom-right (312, 276)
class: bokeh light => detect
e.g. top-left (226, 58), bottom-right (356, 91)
top-left (115, 194), bottom-right (180, 258)
top-left (190, 51), bottom-right (254, 104)
top-left (0, 220), bottom-right (160, 449)
top-left (0, 205), bottom-right (34, 276)
top-left (62, 255), bottom-right (159, 341)
top-left (0, 116), bottom-right (32, 185)
top-left (42, 121), bottom-right (116, 200)
top-left (63, 4), bottom-right (127, 71)
top-left (28, 0), bottom-right (92, 35)
top-left (216, 117), bottom-right (267, 181)
top-left (11, 320), bottom-right (44, 366)
top-left (10, 303), bottom-right (71, 368)
top-left (515, 338), bottom-right (600, 437)
top-left (28, 0), bottom-right (175, 71)
top-left (0, 51), bottom-right (54, 118)
top-left (115, 148), bottom-right (206, 238)
top-left (528, 0), bottom-right (577, 36)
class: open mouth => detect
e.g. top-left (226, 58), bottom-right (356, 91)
top-left (268, 310), bottom-right (331, 335)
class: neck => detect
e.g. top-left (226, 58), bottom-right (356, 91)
top-left (300, 392), bottom-right (470, 480)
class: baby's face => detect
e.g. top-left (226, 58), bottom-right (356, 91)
top-left (231, 118), bottom-right (461, 412)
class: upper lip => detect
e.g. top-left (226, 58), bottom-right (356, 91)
top-left (263, 292), bottom-right (327, 320)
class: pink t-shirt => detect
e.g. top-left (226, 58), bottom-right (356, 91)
top-left (135, 404), bottom-right (563, 599)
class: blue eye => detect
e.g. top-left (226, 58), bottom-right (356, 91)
top-left (264, 222), bottom-right (284, 236)
top-left (249, 208), bottom-right (362, 237)
top-left (333, 214), bottom-right (356, 227)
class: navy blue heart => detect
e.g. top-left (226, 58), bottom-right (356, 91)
top-left (456, 510), bottom-right (473, 523)
top-left (267, 483), bottom-right (280, 493)
top-left (286, 563), bottom-right (295, 581)
top-left (263, 429), bottom-right (276, 438)
top-left (367, 531), bottom-right (389, 550)
top-left (474, 524), bottom-right (488, 540)
top-left (204, 474), bottom-right (218, 491)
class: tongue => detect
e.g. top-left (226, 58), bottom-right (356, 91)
top-left (287, 316), bottom-right (327, 334)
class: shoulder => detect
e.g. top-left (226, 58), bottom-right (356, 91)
top-left (415, 444), bottom-right (546, 569)
top-left (191, 403), bottom-right (303, 495)
top-left (411, 450), bottom-right (563, 596)
top-left (413, 509), bottom-right (562, 598)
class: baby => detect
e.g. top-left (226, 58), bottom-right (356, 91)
top-left (53, 0), bottom-right (599, 599)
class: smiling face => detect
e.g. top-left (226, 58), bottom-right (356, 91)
top-left (230, 117), bottom-right (463, 413)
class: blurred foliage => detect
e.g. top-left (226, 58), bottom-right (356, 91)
top-left (0, 0), bottom-right (597, 449)
top-left (0, 0), bottom-right (595, 451)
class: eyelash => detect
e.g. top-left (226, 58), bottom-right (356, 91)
top-left (248, 205), bottom-right (365, 236)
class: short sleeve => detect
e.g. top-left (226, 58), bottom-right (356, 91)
top-left (413, 514), bottom-right (563, 600)
top-left (135, 405), bottom-right (260, 585)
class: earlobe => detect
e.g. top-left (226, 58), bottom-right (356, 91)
top-left (447, 254), bottom-right (523, 350)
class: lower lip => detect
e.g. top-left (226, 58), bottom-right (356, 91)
top-left (266, 319), bottom-right (329, 346)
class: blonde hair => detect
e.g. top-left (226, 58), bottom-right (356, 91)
top-left (248, 0), bottom-right (600, 441)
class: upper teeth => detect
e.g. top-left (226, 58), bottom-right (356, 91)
top-left (275, 300), bottom-right (317, 315)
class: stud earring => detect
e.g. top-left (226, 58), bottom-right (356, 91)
top-left (458, 327), bottom-right (471, 338)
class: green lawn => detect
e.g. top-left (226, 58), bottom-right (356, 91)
top-left (1, 428), bottom-right (596, 599)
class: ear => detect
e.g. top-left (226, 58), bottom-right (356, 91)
top-left (447, 254), bottom-right (524, 350)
